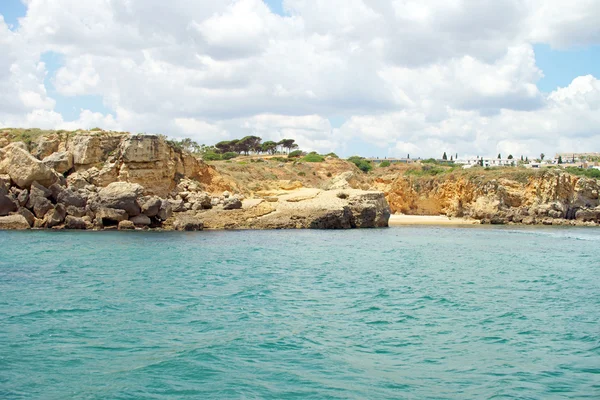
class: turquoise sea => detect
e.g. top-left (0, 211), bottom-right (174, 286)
top-left (1, 227), bottom-right (599, 399)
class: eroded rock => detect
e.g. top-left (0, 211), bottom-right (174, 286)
top-left (98, 182), bottom-right (143, 216)
top-left (0, 214), bottom-right (30, 230)
top-left (0, 143), bottom-right (58, 188)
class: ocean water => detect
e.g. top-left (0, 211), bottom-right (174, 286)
top-left (1, 227), bottom-right (599, 399)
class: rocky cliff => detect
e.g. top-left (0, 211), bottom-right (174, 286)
top-left (373, 169), bottom-right (600, 226)
top-left (0, 130), bottom-right (391, 230)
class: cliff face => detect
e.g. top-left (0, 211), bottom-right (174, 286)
top-left (32, 132), bottom-right (222, 197)
top-left (374, 170), bottom-right (600, 225)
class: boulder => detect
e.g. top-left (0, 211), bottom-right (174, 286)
top-left (45, 204), bottom-right (67, 228)
top-left (327, 171), bottom-right (353, 190)
top-left (0, 143), bottom-right (58, 188)
top-left (28, 195), bottom-right (54, 219)
top-left (32, 134), bottom-right (60, 159)
top-left (66, 206), bottom-right (87, 218)
top-left (64, 216), bottom-right (87, 230)
top-left (118, 220), bottom-right (136, 230)
top-left (0, 214), bottom-right (30, 230)
top-left (42, 151), bottom-right (73, 174)
top-left (190, 193), bottom-right (212, 209)
top-left (98, 182), bottom-right (143, 216)
top-left (16, 207), bottom-right (35, 227)
top-left (157, 199), bottom-right (172, 220)
top-left (173, 216), bottom-right (204, 231)
top-left (0, 174), bottom-right (10, 190)
top-left (0, 186), bottom-right (17, 216)
top-left (68, 134), bottom-right (122, 165)
top-left (96, 207), bottom-right (129, 224)
top-left (130, 214), bottom-right (151, 226)
top-left (17, 189), bottom-right (29, 207)
top-left (575, 208), bottom-right (600, 222)
top-left (30, 181), bottom-right (52, 199)
top-left (66, 171), bottom-right (90, 190)
top-left (141, 196), bottom-right (162, 217)
top-left (168, 198), bottom-right (186, 212)
top-left (56, 189), bottom-right (86, 208)
top-left (223, 197), bottom-right (242, 210)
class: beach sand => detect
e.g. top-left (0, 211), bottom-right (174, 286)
top-left (389, 214), bottom-right (480, 226)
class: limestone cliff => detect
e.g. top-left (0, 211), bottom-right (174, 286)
top-left (374, 169), bottom-right (600, 226)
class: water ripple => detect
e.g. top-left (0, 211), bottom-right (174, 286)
top-left (1, 227), bottom-right (599, 399)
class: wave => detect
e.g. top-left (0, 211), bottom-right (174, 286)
top-left (501, 228), bottom-right (600, 242)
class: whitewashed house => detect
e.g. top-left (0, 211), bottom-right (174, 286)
top-left (455, 157), bottom-right (516, 167)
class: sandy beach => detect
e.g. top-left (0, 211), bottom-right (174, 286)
top-left (389, 214), bottom-right (480, 226)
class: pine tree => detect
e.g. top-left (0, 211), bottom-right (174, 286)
top-left (442, 152), bottom-right (447, 160)
top-left (558, 155), bottom-right (563, 164)
top-left (498, 153), bottom-right (501, 159)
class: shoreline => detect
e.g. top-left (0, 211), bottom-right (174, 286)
top-left (389, 214), bottom-right (480, 226)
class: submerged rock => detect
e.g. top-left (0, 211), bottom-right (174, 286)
top-left (173, 216), bottom-right (204, 231)
top-left (118, 220), bottom-right (136, 230)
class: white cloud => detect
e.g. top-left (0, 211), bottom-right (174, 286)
top-left (1, 0), bottom-right (600, 158)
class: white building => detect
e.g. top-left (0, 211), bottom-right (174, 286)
top-left (455, 158), bottom-right (516, 167)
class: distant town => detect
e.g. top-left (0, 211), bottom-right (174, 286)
top-left (366, 152), bottom-right (600, 171)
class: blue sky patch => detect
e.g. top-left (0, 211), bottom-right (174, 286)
top-left (0, 0), bottom-right (26, 30)
top-left (534, 44), bottom-right (600, 92)
top-left (263, 0), bottom-right (285, 15)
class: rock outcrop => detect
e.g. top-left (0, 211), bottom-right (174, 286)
top-left (0, 214), bottom-right (30, 230)
top-left (169, 188), bottom-right (391, 230)
top-left (0, 144), bottom-right (59, 188)
top-left (375, 169), bottom-right (600, 226)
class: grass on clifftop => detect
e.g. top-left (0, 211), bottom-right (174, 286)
top-left (1, 128), bottom-right (130, 148)
top-left (565, 166), bottom-right (600, 179)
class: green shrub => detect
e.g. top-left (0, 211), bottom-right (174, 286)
top-left (302, 153), bottom-right (325, 162)
top-left (202, 152), bottom-right (221, 161)
top-left (566, 167), bottom-right (600, 179)
top-left (288, 150), bottom-right (303, 158)
top-left (324, 152), bottom-right (339, 158)
top-left (379, 161), bottom-right (391, 167)
top-left (221, 152), bottom-right (238, 160)
top-left (298, 171), bottom-right (306, 176)
top-left (347, 156), bottom-right (372, 173)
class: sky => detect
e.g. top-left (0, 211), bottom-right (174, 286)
top-left (1, 0), bottom-right (599, 159)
